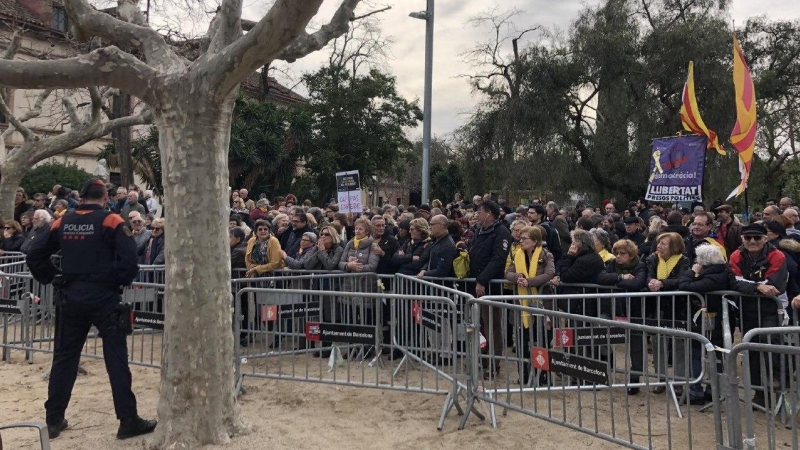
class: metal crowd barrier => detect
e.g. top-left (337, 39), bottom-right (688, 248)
top-left (136, 264), bottom-right (165, 285)
top-left (460, 295), bottom-right (722, 450)
top-left (0, 251), bottom-right (26, 267)
top-left (7, 260), bottom-right (800, 444)
top-left (0, 271), bottom-right (54, 363)
top-left (234, 285), bottom-right (471, 430)
top-left (724, 328), bottom-right (800, 450)
top-left (0, 267), bottom-right (165, 368)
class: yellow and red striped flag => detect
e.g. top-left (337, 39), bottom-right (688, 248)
top-left (727, 35), bottom-right (757, 200)
top-left (680, 61), bottom-right (725, 155)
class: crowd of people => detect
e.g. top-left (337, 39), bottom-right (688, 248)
top-left (4, 183), bottom-right (800, 409)
top-left (221, 191), bottom-right (800, 408)
top-left (1, 184), bottom-right (163, 264)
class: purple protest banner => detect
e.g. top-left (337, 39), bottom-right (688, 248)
top-left (645, 135), bottom-right (707, 202)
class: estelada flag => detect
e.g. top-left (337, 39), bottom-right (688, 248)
top-left (680, 61), bottom-right (725, 155)
top-left (727, 35), bottom-right (757, 200)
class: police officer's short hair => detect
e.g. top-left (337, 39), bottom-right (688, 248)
top-left (80, 178), bottom-right (107, 200)
top-left (480, 200), bottom-right (501, 219)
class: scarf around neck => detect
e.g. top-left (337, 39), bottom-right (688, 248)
top-left (657, 254), bottom-right (682, 280)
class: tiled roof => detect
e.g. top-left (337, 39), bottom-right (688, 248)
top-left (0, 0), bottom-right (46, 27)
top-left (241, 72), bottom-right (306, 105)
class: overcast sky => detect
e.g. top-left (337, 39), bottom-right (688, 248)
top-left (240, 0), bottom-right (799, 139)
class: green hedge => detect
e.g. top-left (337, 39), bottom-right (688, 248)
top-left (21, 161), bottom-right (93, 197)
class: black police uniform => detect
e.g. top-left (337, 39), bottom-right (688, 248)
top-left (26, 203), bottom-right (141, 433)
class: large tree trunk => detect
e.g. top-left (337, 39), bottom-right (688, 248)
top-left (149, 90), bottom-right (246, 449)
top-left (0, 156), bottom-right (26, 221)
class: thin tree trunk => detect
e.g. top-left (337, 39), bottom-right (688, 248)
top-left (0, 157), bottom-right (26, 220)
top-left (149, 92), bottom-right (246, 449)
top-left (113, 92), bottom-right (134, 187)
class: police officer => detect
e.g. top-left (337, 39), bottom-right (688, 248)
top-left (26, 178), bottom-right (157, 440)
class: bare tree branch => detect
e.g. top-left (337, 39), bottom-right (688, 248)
top-left (207, 0), bottom-right (243, 55)
top-left (64, 0), bottom-right (184, 73)
top-left (0, 46), bottom-right (160, 103)
top-left (1, 30), bottom-right (22, 60)
top-left (352, 6), bottom-right (391, 21)
top-left (276, 0), bottom-right (361, 63)
top-left (209, 0), bottom-right (329, 96)
top-left (22, 108), bottom-right (152, 165)
top-left (88, 86), bottom-right (103, 123)
top-left (62, 96), bottom-right (82, 126)
top-left (117, 0), bottom-right (147, 25)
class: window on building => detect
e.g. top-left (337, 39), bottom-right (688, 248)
top-left (51, 6), bottom-right (68, 33)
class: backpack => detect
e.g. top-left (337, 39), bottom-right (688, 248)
top-left (453, 248), bottom-right (470, 279)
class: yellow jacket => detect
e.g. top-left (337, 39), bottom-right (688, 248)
top-left (245, 235), bottom-right (285, 274)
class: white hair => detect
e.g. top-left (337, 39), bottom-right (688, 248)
top-left (144, 190), bottom-right (153, 198)
top-left (128, 191), bottom-right (139, 200)
top-left (33, 210), bottom-right (52, 223)
top-left (472, 195), bottom-right (481, 203)
top-left (696, 244), bottom-right (726, 266)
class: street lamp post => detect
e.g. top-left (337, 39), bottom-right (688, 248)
top-left (410, 0), bottom-right (433, 205)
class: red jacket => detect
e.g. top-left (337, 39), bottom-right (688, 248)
top-left (729, 243), bottom-right (787, 295)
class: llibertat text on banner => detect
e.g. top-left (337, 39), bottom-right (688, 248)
top-left (645, 135), bottom-right (706, 202)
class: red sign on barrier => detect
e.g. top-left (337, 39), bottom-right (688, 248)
top-left (532, 347), bottom-right (550, 371)
top-left (305, 322), bottom-right (322, 341)
top-left (555, 328), bottom-right (575, 347)
top-left (261, 305), bottom-right (278, 322)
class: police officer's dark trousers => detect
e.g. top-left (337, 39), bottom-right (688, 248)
top-left (46, 282), bottom-right (137, 425)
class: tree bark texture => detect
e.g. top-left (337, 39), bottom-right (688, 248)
top-left (148, 91), bottom-right (246, 449)
top-left (0, 158), bottom-right (25, 220)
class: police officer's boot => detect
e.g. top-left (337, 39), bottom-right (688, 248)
top-left (47, 419), bottom-right (68, 439)
top-left (117, 416), bottom-right (157, 439)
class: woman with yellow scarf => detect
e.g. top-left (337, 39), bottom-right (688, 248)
top-left (504, 225), bottom-right (555, 384)
top-left (645, 232), bottom-right (691, 395)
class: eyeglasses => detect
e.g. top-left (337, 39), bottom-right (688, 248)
top-left (301, 237), bottom-right (311, 242)
top-left (131, 220), bottom-right (143, 224)
top-left (257, 227), bottom-right (270, 232)
top-left (151, 227), bottom-right (163, 232)
top-left (614, 251), bottom-right (628, 256)
top-left (743, 235), bottom-right (764, 241)
top-left (518, 237), bottom-right (532, 242)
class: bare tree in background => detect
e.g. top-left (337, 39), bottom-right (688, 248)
top-left (0, 0), bottom-right (363, 448)
top-left (0, 30), bottom-right (151, 219)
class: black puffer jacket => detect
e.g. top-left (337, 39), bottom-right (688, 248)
top-left (678, 263), bottom-right (734, 316)
top-left (557, 248), bottom-right (605, 316)
top-left (646, 253), bottom-right (692, 322)
top-left (0, 233), bottom-right (25, 252)
top-left (558, 248), bottom-right (605, 285)
top-left (468, 220), bottom-right (511, 285)
top-left (597, 258), bottom-right (647, 291)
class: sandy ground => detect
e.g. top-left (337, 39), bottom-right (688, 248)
top-left (1, 354), bottom-right (621, 450)
top-left (2, 348), bottom-right (797, 449)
